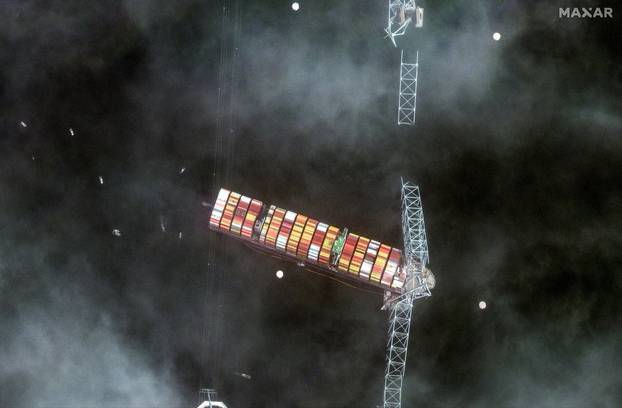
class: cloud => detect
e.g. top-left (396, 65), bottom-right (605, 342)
top-left (0, 242), bottom-right (180, 408)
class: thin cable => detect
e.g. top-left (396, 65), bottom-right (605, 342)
top-left (224, 0), bottom-right (240, 185)
top-left (200, 0), bottom-right (231, 392)
top-left (212, 0), bottom-right (230, 387)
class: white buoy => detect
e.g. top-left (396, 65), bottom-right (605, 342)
top-left (291, 2), bottom-right (300, 11)
top-left (493, 32), bottom-right (501, 41)
top-left (479, 300), bottom-right (487, 310)
top-left (276, 270), bottom-right (284, 279)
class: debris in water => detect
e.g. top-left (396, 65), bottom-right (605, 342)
top-left (99, 176), bottom-right (104, 185)
top-left (234, 372), bottom-right (252, 380)
top-left (179, 167), bottom-right (186, 174)
top-left (69, 128), bottom-right (75, 136)
top-left (31, 155), bottom-right (35, 161)
top-left (160, 214), bottom-right (167, 232)
top-left (178, 232), bottom-right (183, 240)
top-left (20, 121), bottom-right (27, 128)
top-left (112, 229), bottom-right (122, 237)
top-left (201, 201), bottom-right (210, 207)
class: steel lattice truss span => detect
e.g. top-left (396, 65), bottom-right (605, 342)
top-left (383, 292), bottom-right (415, 408)
top-left (400, 179), bottom-right (432, 297)
top-left (382, 180), bottom-right (432, 408)
top-left (398, 51), bottom-right (419, 126)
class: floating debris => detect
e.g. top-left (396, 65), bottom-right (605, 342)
top-left (201, 201), bottom-right (210, 207)
top-left (178, 232), bottom-right (183, 240)
top-left (69, 128), bottom-right (75, 136)
top-left (234, 372), bottom-right (252, 380)
top-left (20, 121), bottom-right (27, 128)
top-left (159, 214), bottom-right (167, 232)
top-left (112, 229), bottom-right (122, 237)
top-left (31, 155), bottom-right (35, 161)
top-left (478, 300), bottom-right (487, 310)
top-left (99, 176), bottom-right (104, 185)
top-left (179, 167), bottom-right (186, 174)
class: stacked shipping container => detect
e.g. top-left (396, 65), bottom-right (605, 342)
top-left (210, 188), bottom-right (405, 292)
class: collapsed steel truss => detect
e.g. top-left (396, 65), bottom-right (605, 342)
top-left (383, 180), bottom-right (431, 408)
top-left (397, 51), bottom-right (419, 126)
top-left (401, 180), bottom-right (429, 275)
top-left (385, 0), bottom-right (418, 46)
